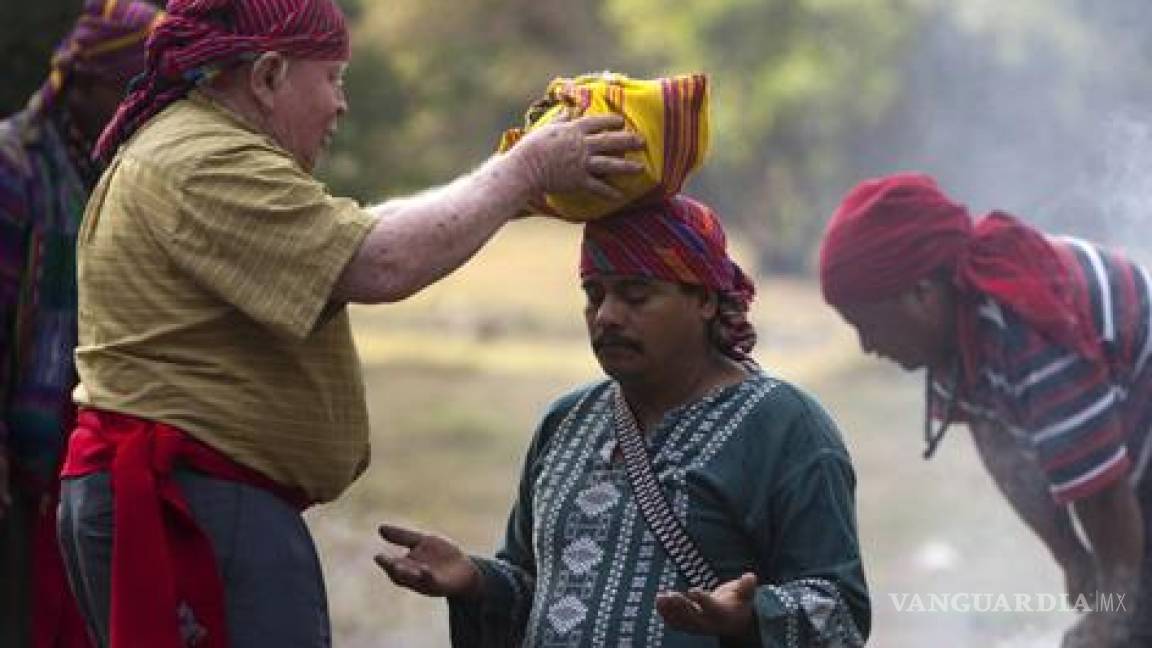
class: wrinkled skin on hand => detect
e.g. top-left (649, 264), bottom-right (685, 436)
top-left (510, 113), bottom-right (644, 201)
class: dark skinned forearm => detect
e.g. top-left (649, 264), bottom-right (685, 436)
top-left (1072, 478), bottom-right (1144, 598)
top-left (969, 422), bottom-right (1092, 570)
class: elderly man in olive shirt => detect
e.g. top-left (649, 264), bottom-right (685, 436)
top-left (55, 1), bottom-right (642, 647)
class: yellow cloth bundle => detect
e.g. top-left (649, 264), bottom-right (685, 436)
top-left (498, 71), bottom-right (710, 222)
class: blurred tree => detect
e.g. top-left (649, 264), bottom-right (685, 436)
top-left (320, 0), bottom-right (1152, 273)
top-left (0, 1), bottom-right (83, 114)
top-left (858, 0), bottom-right (1152, 248)
top-left (602, 0), bottom-right (921, 272)
top-left (321, 0), bottom-right (628, 202)
top-left (322, 0), bottom-right (924, 273)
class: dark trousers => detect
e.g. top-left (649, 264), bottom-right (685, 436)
top-left (0, 482), bottom-right (33, 647)
top-left (57, 471), bottom-right (331, 647)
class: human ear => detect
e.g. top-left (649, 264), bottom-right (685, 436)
top-left (249, 52), bottom-right (289, 111)
top-left (912, 277), bottom-right (943, 305)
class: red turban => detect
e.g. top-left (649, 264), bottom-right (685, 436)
top-left (36, 0), bottom-right (161, 111)
top-left (581, 195), bottom-right (757, 359)
top-left (819, 172), bottom-right (1099, 380)
top-left (95, 0), bottom-right (350, 161)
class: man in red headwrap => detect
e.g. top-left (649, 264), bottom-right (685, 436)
top-left (0, 2), bottom-right (160, 646)
top-left (375, 195), bottom-right (871, 647)
top-left (820, 172), bottom-right (1152, 647)
top-left (55, 0), bottom-right (644, 646)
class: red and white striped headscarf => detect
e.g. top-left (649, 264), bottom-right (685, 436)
top-left (580, 195), bottom-right (757, 359)
top-left (95, 0), bottom-right (350, 161)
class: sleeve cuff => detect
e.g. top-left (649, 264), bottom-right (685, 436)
top-left (1050, 450), bottom-right (1131, 505)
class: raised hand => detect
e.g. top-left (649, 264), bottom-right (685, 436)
top-left (655, 572), bottom-right (759, 640)
top-left (510, 113), bottom-right (644, 201)
top-left (374, 523), bottom-right (482, 599)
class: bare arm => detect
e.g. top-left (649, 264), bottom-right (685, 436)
top-left (1072, 479), bottom-right (1144, 597)
top-left (969, 421), bottom-right (1094, 585)
top-left (332, 115), bottom-right (642, 304)
top-left (1061, 482), bottom-right (1143, 647)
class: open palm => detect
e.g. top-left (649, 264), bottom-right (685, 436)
top-left (375, 523), bottom-right (482, 598)
top-left (656, 572), bottom-right (758, 639)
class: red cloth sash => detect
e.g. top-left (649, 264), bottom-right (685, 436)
top-left (60, 408), bottom-right (310, 648)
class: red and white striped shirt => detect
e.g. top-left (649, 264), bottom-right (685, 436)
top-left (933, 237), bottom-right (1152, 504)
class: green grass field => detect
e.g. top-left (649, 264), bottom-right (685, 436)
top-left (306, 219), bottom-right (1074, 646)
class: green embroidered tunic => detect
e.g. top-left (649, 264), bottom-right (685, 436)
top-left (450, 371), bottom-right (870, 647)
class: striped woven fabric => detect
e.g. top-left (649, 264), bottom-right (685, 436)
top-left (37, 0), bottom-right (162, 112)
top-left (95, 0), bottom-right (350, 160)
top-left (611, 385), bottom-right (720, 591)
top-left (499, 71), bottom-right (709, 222)
top-left (580, 194), bottom-right (757, 358)
top-left (1, 0), bottom-right (157, 480)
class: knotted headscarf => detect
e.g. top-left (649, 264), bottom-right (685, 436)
top-left (581, 194), bottom-right (757, 359)
top-left (35, 0), bottom-right (161, 112)
top-left (819, 172), bottom-right (1099, 383)
top-left (94, 0), bottom-right (351, 161)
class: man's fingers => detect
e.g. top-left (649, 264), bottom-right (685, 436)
top-left (684, 589), bottom-right (726, 620)
top-left (735, 572), bottom-right (759, 600)
top-left (580, 175), bottom-right (625, 202)
top-left (374, 553), bottom-right (410, 583)
top-left (573, 113), bottom-right (626, 134)
top-left (375, 553), bottom-right (438, 594)
top-left (656, 593), bottom-right (709, 634)
top-left (378, 523), bottom-right (424, 549)
top-left (584, 130), bottom-right (644, 156)
top-left (585, 156), bottom-right (643, 177)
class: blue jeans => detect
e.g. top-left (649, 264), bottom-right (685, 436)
top-left (57, 470), bottom-right (331, 647)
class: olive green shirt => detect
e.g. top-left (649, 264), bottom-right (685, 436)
top-left (74, 92), bottom-right (376, 502)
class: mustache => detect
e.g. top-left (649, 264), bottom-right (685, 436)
top-left (592, 333), bottom-right (643, 353)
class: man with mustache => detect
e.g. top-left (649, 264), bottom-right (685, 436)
top-left (54, 0), bottom-right (643, 646)
top-left (0, 2), bottom-right (161, 646)
top-left (377, 195), bottom-right (870, 646)
top-left (819, 173), bottom-right (1151, 647)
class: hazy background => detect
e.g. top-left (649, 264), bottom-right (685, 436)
top-left (6, 0), bottom-right (1151, 645)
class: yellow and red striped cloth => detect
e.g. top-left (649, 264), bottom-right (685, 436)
top-left (499, 71), bottom-right (710, 222)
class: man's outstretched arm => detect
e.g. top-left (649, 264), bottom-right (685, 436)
top-left (333, 115), bottom-right (642, 304)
